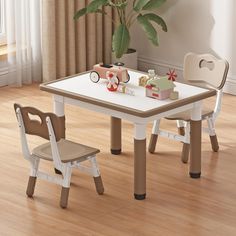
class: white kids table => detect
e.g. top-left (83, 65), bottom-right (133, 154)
top-left (40, 70), bottom-right (216, 200)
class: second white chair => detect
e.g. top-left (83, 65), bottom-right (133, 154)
top-left (148, 53), bottom-right (229, 164)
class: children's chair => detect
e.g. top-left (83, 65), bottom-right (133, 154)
top-left (14, 104), bottom-right (104, 208)
top-left (148, 53), bottom-right (229, 163)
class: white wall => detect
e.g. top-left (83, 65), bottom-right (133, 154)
top-left (130, 0), bottom-right (236, 94)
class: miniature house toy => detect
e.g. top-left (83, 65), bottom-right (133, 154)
top-left (145, 76), bottom-right (176, 100)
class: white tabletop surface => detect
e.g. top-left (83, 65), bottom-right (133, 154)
top-left (47, 71), bottom-right (209, 113)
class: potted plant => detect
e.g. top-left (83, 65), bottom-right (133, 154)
top-left (74, 0), bottom-right (167, 69)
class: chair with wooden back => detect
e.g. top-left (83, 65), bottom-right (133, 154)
top-left (14, 104), bottom-right (104, 208)
top-left (148, 53), bottom-right (229, 163)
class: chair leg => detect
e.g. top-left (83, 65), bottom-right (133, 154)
top-left (210, 135), bottom-right (219, 152)
top-left (181, 122), bottom-right (190, 163)
top-left (181, 143), bottom-right (190, 163)
top-left (148, 120), bottom-right (160, 153)
top-left (26, 176), bottom-right (37, 197)
top-left (207, 117), bottom-right (219, 152)
top-left (177, 120), bottom-right (185, 136)
top-left (89, 156), bottom-right (104, 195)
top-left (27, 158), bottom-right (40, 197)
top-left (148, 134), bottom-right (158, 153)
top-left (60, 165), bottom-right (72, 208)
top-left (60, 187), bottom-right (70, 208)
top-left (93, 176), bottom-right (104, 195)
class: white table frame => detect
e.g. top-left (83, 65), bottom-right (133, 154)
top-left (52, 93), bottom-right (202, 200)
top-left (41, 71), bottom-right (216, 200)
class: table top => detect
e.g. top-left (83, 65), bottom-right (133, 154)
top-left (40, 70), bottom-right (216, 118)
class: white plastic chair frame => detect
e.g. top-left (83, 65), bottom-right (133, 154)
top-left (149, 53), bottom-right (229, 163)
top-left (15, 104), bottom-right (104, 208)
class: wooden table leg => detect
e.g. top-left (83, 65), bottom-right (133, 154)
top-left (134, 123), bottom-right (146, 200)
top-left (189, 102), bottom-right (202, 178)
top-left (110, 117), bottom-right (122, 155)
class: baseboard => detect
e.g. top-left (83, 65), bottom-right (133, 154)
top-left (138, 56), bottom-right (236, 95)
top-left (138, 56), bottom-right (184, 80)
top-left (0, 76), bottom-right (7, 87)
top-left (223, 77), bottom-right (236, 95)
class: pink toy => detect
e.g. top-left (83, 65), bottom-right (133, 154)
top-left (106, 71), bottom-right (119, 91)
top-left (90, 63), bottom-right (130, 83)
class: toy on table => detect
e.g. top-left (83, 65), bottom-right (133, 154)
top-left (105, 71), bottom-right (135, 95)
top-left (106, 71), bottom-right (119, 91)
top-left (90, 63), bottom-right (130, 83)
top-left (167, 69), bottom-right (179, 100)
top-left (167, 69), bottom-right (177, 81)
top-left (117, 84), bottom-right (135, 96)
top-left (139, 69), bottom-right (156, 87)
top-left (145, 76), bottom-right (176, 100)
top-left (169, 91), bottom-right (179, 100)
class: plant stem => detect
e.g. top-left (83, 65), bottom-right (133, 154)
top-left (123, 6), bottom-right (126, 25)
top-left (104, 13), bottom-right (118, 25)
top-left (115, 0), bottom-right (122, 24)
top-left (127, 12), bottom-right (138, 28)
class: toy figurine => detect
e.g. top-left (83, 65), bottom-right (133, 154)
top-left (139, 76), bottom-right (149, 87)
top-left (139, 69), bottom-right (156, 87)
top-left (106, 71), bottom-right (119, 91)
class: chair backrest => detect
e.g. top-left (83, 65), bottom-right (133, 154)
top-left (184, 53), bottom-right (229, 89)
top-left (14, 104), bottom-right (65, 142)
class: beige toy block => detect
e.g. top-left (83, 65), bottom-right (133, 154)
top-left (170, 91), bottom-right (179, 100)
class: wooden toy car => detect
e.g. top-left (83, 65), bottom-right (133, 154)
top-left (90, 63), bottom-right (130, 83)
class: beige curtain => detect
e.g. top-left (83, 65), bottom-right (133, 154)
top-left (42, 0), bottom-right (113, 82)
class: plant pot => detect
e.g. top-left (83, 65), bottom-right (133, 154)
top-left (112, 48), bottom-right (138, 70)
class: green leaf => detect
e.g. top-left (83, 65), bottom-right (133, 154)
top-left (137, 14), bottom-right (158, 46)
top-left (143, 0), bottom-right (166, 10)
top-left (143, 13), bottom-right (167, 32)
top-left (112, 24), bottom-right (130, 59)
top-left (73, 8), bottom-right (87, 20)
top-left (134, 0), bottom-right (149, 12)
top-left (87, 0), bottom-right (108, 13)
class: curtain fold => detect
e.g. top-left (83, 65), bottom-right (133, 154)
top-left (0, 0), bottom-right (42, 87)
top-left (42, 0), bottom-right (113, 82)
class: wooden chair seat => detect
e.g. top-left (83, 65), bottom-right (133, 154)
top-left (165, 108), bottom-right (214, 121)
top-left (33, 139), bottom-right (100, 163)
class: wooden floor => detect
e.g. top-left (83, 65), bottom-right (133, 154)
top-left (0, 84), bottom-right (236, 236)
